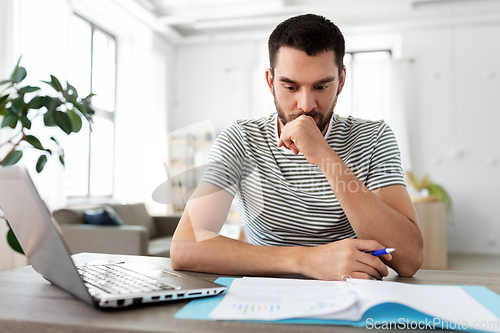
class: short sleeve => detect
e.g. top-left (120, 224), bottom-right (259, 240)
top-left (200, 124), bottom-right (247, 197)
top-left (365, 123), bottom-right (406, 191)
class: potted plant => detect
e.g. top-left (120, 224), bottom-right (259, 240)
top-left (406, 171), bottom-right (453, 224)
top-left (0, 57), bottom-right (95, 254)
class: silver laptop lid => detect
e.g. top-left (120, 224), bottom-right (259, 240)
top-left (0, 166), bottom-right (94, 306)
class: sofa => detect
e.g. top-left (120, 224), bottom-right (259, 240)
top-left (52, 203), bottom-right (181, 257)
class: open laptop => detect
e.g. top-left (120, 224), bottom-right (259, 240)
top-left (0, 166), bottom-right (226, 308)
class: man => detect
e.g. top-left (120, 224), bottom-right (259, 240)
top-left (170, 14), bottom-right (423, 280)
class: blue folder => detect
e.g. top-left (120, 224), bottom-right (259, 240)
top-left (175, 278), bottom-right (500, 332)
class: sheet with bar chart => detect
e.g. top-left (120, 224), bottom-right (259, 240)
top-left (209, 277), bottom-right (358, 320)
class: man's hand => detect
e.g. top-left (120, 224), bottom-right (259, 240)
top-left (299, 239), bottom-right (393, 281)
top-left (278, 115), bottom-right (332, 165)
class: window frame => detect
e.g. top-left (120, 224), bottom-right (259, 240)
top-left (66, 13), bottom-right (117, 201)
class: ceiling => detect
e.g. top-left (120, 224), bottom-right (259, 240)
top-left (131, 0), bottom-right (500, 42)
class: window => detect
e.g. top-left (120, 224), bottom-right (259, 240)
top-left (335, 50), bottom-right (392, 120)
top-left (65, 14), bottom-right (116, 199)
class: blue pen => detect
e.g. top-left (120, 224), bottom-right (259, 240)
top-left (370, 248), bottom-right (395, 256)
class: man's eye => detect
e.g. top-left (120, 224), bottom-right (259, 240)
top-left (284, 86), bottom-right (297, 91)
top-left (315, 85), bottom-right (328, 91)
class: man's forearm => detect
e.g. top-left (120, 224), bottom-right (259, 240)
top-left (171, 222), bottom-right (304, 276)
top-left (318, 151), bottom-right (424, 276)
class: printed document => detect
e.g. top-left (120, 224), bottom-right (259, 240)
top-left (209, 277), bottom-right (357, 320)
top-left (209, 277), bottom-right (500, 332)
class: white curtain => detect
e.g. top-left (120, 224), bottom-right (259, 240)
top-left (351, 57), bottom-right (413, 171)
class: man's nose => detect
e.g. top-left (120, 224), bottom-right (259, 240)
top-left (297, 90), bottom-right (317, 113)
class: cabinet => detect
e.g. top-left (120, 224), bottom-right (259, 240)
top-left (413, 200), bottom-right (448, 270)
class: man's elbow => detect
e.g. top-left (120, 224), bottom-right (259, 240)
top-left (170, 240), bottom-right (190, 271)
top-left (397, 243), bottom-right (424, 277)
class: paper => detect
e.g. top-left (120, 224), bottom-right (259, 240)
top-left (349, 279), bottom-right (500, 331)
top-left (209, 277), bottom-right (500, 332)
top-left (209, 277), bottom-right (358, 320)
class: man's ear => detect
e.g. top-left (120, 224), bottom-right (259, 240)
top-left (265, 68), bottom-right (274, 94)
top-left (337, 65), bottom-right (347, 96)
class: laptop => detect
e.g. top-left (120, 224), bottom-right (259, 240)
top-left (0, 166), bottom-right (226, 308)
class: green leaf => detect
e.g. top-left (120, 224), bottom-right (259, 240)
top-left (25, 135), bottom-right (44, 150)
top-left (36, 154), bottom-right (48, 173)
top-left (50, 136), bottom-right (60, 145)
top-left (11, 66), bottom-right (27, 84)
top-left (10, 97), bottom-right (23, 114)
top-left (20, 115), bottom-right (31, 129)
top-left (45, 148), bottom-right (52, 155)
top-left (83, 93), bottom-right (96, 101)
top-left (18, 86), bottom-right (40, 94)
top-left (1, 150), bottom-right (23, 166)
top-left (28, 95), bottom-right (45, 109)
top-left (15, 55), bottom-right (22, 67)
top-left (0, 79), bottom-right (11, 86)
top-left (47, 75), bottom-right (63, 92)
top-left (54, 110), bottom-right (72, 134)
top-left (43, 109), bottom-right (56, 126)
top-left (0, 94), bottom-right (9, 109)
top-left (0, 93), bottom-right (9, 103)
top-left (44, 96), bottom-right (63, 112)
top-left (7, 224), bottom-right (24, 255)
top-left (73, 102), bottom-right (86, 116)
top-left (66, 82), bottom-right (78, 99)
top-left (59, 153), bottom-right (65, 166)
top-left (67, 109), bottom-right (82, 133)
top-left (1, 113), bottom-right (18, 128)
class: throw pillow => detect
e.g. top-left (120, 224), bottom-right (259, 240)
top-left (84, 209), bottom-right (122, 226)
top-left (104, 206), bottom-right (126, 225)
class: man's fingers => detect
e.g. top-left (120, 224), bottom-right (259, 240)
top-left (349, 272), bottom-right (370, 280)
top-left (290, 143), bottom-right (299, 155)
top-left (353, 251), bottom-right (389, 277)
top-left (353, 261), bottom-right (385, 279)
top-left (278, 136), bottom-right (301, 155)
top-left (381, 253), bottom-right (393, 261)
top-left (354, 239), bottom-right (387, 253)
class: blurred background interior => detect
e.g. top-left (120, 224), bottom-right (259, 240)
top-left (0, 0), bottom-right (499, 273)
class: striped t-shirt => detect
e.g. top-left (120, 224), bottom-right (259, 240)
top-left (201, 112), bottom-right (405, 247)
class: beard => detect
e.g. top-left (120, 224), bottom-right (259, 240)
top-left (273, 88), bottom-right (337, 134)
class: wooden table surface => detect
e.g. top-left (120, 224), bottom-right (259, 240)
top-left (1, 253), bottom-right (499, 333)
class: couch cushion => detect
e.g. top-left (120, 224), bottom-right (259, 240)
top-left (148, 236), bottom-right (172, 257)
top-left (53, 209), bottom-right (85, 225)
top-left (108, 203), bottom-right (158, 238)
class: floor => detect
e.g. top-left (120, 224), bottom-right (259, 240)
top-left (448, 253), bottom-right (500, 273)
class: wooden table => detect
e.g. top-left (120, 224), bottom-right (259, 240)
top-left (1, 253), bottom-right (499, 333)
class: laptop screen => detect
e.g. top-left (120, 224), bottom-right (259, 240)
top-left (0, 166), bottom-right (94, 306)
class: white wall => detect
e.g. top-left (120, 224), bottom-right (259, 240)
top-left (401, 24), bottom-right (500, 254)
top-left (173, 39), bottom-right (274, 134)
top-left (173, 20), bottom-right (500, 256)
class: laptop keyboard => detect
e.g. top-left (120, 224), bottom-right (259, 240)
top-left (77, 264), bottom-right (175, 295)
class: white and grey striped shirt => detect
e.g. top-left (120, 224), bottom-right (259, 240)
top-left (201, 113), bottom-right (405, 247)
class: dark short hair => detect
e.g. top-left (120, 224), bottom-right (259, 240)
top-left (268, 14), bottom-right (345, 75)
